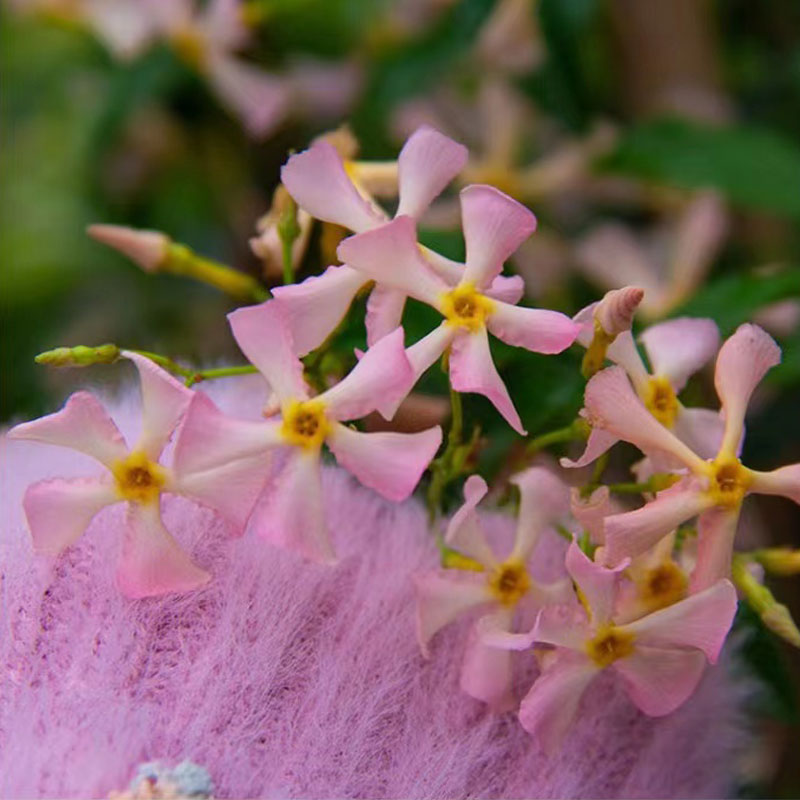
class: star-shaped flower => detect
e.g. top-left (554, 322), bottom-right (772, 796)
top-left (276, 125), bottom-right (523, 355)
top-left (583, 324), bottom-right (800, 590)
top-left (8, 353), bottom-right (269, 597)
top-left (415, 468), bottom-right (573, 709)
top-left (337, 190), bottom-right (581, 433)
top-left (173, 301), bottom-right (442, 562)
top-left (483, 543), bottom-right (737, 750)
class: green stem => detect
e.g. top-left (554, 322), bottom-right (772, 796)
top-left (525, 417), bottom-right (590, 456)
top-left (277, 194), bottom-right (301, 286)
top-left (130, 350), bottom-right (257, 387)
top-left (426, 375), bottom-right (465, 525)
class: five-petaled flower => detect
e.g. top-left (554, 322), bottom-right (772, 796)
top-left (8, 352), bottom-right (270, 597)
top-left (482, 542), bottom-right (737, 751)
top-left (415, 468), bottom-right (573, 709)
top-left (337, 190), bottom-right (580, 433)
top-left (568, 299), bottom-right (723, 469)
top-left (584, 324), bottom-right (800, 590)
top-left (276, 125), bottom-right (525, 355)
top-left (173, 301), bottom-right (442, 563)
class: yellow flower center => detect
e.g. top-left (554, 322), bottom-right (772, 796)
top-left (281, 399), bottom-right (329, 450)
top-left (586, 625), bottom-right (635, 668)
top-left (707, 458), bottom-right (751, 508)
top-left (440, 284), bottom-right (495, 333)
top-left (112, 451), bottom-right (166, 505)
top-left (171, 28), bottom-right (207, 71)
top-left (637, 562), bottom-right (687, 612)
top-left (487, 560), bottom-right (531, 607)
top-left (642, 376), bottom-right (678, 428)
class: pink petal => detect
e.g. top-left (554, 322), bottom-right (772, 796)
top-left (487, 302), bottom-right (580, 355)
top-left (326, 422), bottom-right (441, 502)
top-left (531, 604), bottom-right (591, 651)
top-left (172, 391), bottom-right (282, 475)
top-left (206, 53), bottom-right (289, 138)
top-left (604, 480), bottom-right (714, 567)
top-left (614, 645), bottom-right (707, 716)
top-left (249, 450), bottom-right (335, 564)
top-left (22, 478), bottom-right (118, 556)
top-left (365, 286), bottom-right (408, 348)
top-left (172, 453), bottom-right (271, 534)
top-left (461, 609), bottom-right (516, 710)
top-left (714, 324), bottom-right (781, 456)
top-left (571, 485), bottom-right (612, 545)
top-left (271, 265), bottom-right (366, 357)
top-left (449, 328), bottom-right (525, 435)
top-left (510, 466), bottom-right (570, 561)
top-left (673, 406), bottom-right (725, 460)
top-left (319, 328), bottom-right (414, 422)
top-left (460, 185), bottom-right (537, 290)
top-left (116, 502), bottom-right (211, 599)
top-left (690, 507), bottom-right (740, 592)
top-left (485, 274), bottom-right (525, 304)
top-left (575, 225), bottom-right (662, 298)
top-left (200, 0), bottom-right (249, 50)
top-left (622, 579), bottom-right (737, 663)
top-left (281, 140), bottom-right (385, 233)
top-left (227, 301), bottom-right (308, 405)
top-left (396, 126), bottom-right (468, 219)
top-left (414, 570), bottom-right (491, 656)
top-left (584, 367), bottom-right (707, 471)
top-left (518, 651), bottom-right (599, 751)
top-left (560, 424), bottom-right (618, 470)
top-left (605, 331), bottom-right (650, 391)
top-left (749, 462), bottom-right (800, 505)
top-left (122, 351), bottom-right (193, 460)
top-left (8, 391), bottom-right (127, 468)
top-left (566, 542), bottom-right (626, 626)
top-left (406, 323), bottom-right (456, 381)
top-left (336, 216), bottom-right (449, 307)
top-left (669, 192), bottom-right (727, 297)
top-left (639, 317), bottom-right (720, 392)
top-left (444, 474), bottom-right (495, 567)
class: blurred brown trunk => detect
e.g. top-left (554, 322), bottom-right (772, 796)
top-left (607, 0), bottom-right (732, 122)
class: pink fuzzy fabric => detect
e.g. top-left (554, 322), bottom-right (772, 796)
top-left (1, 378), bottom-right (751, 799)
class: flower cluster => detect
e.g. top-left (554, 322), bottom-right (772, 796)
top-left (9, 125), bottom-right (799, 749)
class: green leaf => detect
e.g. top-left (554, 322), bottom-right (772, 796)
top-left (673, 269), bottom-right (800, 336)
top-left (603, 118), bottom-right (800, 218)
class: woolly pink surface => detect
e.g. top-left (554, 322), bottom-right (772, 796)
top-left (1, 379), bottom-right (750, 799)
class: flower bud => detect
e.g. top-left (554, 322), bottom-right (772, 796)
top-left (752, 548), bottom-right (800, 576)
top-left (35, 344), bottom-right (120, 367)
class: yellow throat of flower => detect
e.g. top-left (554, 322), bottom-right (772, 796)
top-left (171, 28), bottom-right (207, 71)
top-left (586, 625), bottom-right (635, 668)
top-left (112, 451), bottom-right (167, 505)
top-left (281, 399), bottom-right (329, 450)
top-left (642, 376), bottom-right (678, 428)
top-left (487, 560), bottom-right (531, 607)
top-left (441, 284), bottom-right (495, 333)
top-left (637, 561), bottom-right (688, 613)
top-left (706, 457), bottom-right (752, 508)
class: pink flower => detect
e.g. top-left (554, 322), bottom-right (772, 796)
top-left (276, 126), bottom-right (524, 354)
top-left (276, 126), bottom-right (463, 352)
top-left (484, 543), bottom-right (738, 751)
top-left (7, 353), bottom-right (268, 598)
top-left (174, 301), bottom-right (442, 563)
top-left (574, 192), bottom-right (728, 320)
top-left (566, 309), bottom-right (722, 468)
top-left (584, 324), bottom-right (800, 590)
top-left (337, 195), bottom-right (581, 433)
top-left (415, 468), bottom-right (573, 709)
top-left (142, 0), bottom-right (290, 138)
